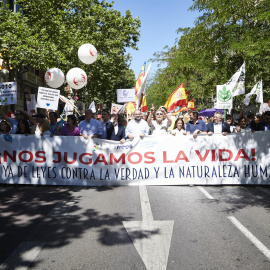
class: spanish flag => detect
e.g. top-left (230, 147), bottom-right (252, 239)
top-left (140, 94), bottom-right (147, 112)
top-left (164, 83), bottom-right (188, 112)
top-left (188, 99), bottom-right (195, 110)
top-left (126, 62), bottom-right (146, 115)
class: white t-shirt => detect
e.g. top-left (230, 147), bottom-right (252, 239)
top-left (150, 119), bottom-right (169, 135)
top-left (171, 128), bottom-right (185, 136)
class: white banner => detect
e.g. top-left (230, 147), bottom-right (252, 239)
top-left (0, 132), bottom-right (270, 186)
top-left (0, 82), bottom-right (17, 105)
top-left (117, 89), bottom-right (135, 103)
top-left (37, 87), bottom-right (60, 110)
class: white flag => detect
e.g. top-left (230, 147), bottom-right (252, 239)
top-left (89, 101), bottom-right (96, 113)
top-left (226, 63), bottom-right (245, 97)
top-left (63, 102), bottom-right (70, 115)
top-left (136, 63), bottom-right (151, 109)
top-left (243, 80), bottom-right (263, 106)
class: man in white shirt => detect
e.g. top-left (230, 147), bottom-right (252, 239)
top-left (126, 110), bottom-right (149, 139)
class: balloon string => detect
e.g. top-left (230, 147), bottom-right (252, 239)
top-left (89, 74), bottom-right (93, 93)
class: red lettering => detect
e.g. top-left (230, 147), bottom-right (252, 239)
top-left (53, 152), bottom-right (61, 163)
top-left (79, 153), bottom-right (92, 165)
top-left (195, 150), bottom-right (210, 161)
top-left (127, 152), bottom-right (142, 164)
top-left (144, 152), bottom-right (155, 164)
top-left (234, 149), bottom-right (250, 161)
top-left (174, 151), bottom-right (189, 162)
top-left (18, 151), bottom-right (33, 163)
top-left (35, 151), bottom-right (46, 163)
top-left (212, 149), bottom-right (216, 161)
top-left (4, 150), bottom-right (16, 162)
top-left (219, 149), bottom-right (233, 161)
top-left (163, 151), bottom-right (174, 163)
top-left (94, 154), bottom-right (108, 165)
top-left (110, 153), bottom-right (125, 165)
top-left (64, 152), bottom-right (77, 164)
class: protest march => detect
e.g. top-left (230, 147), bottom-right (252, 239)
top-left (1, 46), bottom-right (270, 187)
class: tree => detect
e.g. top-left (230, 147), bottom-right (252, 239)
top-left (147, 0), bottom-right (270, 111)
top-left (0, 0), bottom-right (141, 107)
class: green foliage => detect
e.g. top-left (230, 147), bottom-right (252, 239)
top-left (147, 0), bottom-right (270, 110)
top-left (0, 0), bottom-right (140, 106)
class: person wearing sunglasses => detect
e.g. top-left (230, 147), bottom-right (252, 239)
top-left (147, 105), bottom-right (172, 135)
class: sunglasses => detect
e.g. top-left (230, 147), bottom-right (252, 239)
top-left (156, 113), bottom-right (163, 115)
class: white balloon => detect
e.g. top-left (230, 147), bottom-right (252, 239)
top-left (78, 44), bottom-right (98, 64)
top-left (44, 68), bottom-right (65, 88)
top-left (66, 68), bottom-right (87, 89)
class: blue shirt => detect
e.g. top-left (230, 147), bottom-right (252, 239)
top-left (100, 120), bottom-right (111, 139)
top-left (9, 118), bottom-right (18, 134)
top-left (78, 118), bottom-right (103, 137)
top-left (186, 119), bottom-right (207, 134)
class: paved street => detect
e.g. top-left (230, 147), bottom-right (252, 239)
top-left (0, 184), bottom-right (270, 270)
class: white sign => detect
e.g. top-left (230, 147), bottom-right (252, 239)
top-left (216, 85), bottom-right (233, 109)
top-left (117, 89), bottom-right (135, 103)
top-left (0, 132), bottom-right (270, 186)
top-left (0, 82), bottom-right (17, 105)
top-left (26, 94), bottom-right (37, 114)
top-left (111, 103), bottom-right (124, 114)
top-left (37, 87), bottom-right (60, 110)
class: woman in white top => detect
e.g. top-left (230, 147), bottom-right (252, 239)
top-left (171, 118), bottom-right (186, 136)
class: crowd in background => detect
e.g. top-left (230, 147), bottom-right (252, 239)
top-left (0, 102), bottom-right (270, 143)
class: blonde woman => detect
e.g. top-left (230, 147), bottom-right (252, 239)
top-left (37, 118), bottom-right (51, 136)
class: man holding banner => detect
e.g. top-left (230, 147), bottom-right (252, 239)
top-left (79, 109), bottom-right (103, 139)
top-left (186, 110), bottom-right (207, 138)
top-left (126, 109), bottom-right (149, 140)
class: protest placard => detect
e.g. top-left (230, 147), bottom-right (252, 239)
top-left (0, 82), bottom-right (17, 105)
top-left (117, 89), bottom-right (135, 103)
top-left (36, 87), bottom-right (60, 110)
top-left (111, 103), bottom-right (124, 114)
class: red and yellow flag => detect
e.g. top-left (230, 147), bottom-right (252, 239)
top-left (164, 83), bottom-right (188, 112)
top-left (140, 94), bottom-right (147, 112)
top-left (188, 99), bottom-right (195, 110)
top-left (126, 62), bottom-right (146, 116)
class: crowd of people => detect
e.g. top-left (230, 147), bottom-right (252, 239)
top-left (1, 103), bottom-right (270, 143)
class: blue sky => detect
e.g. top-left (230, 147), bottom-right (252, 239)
top-left (109, 0), bottom-right (201, 79)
